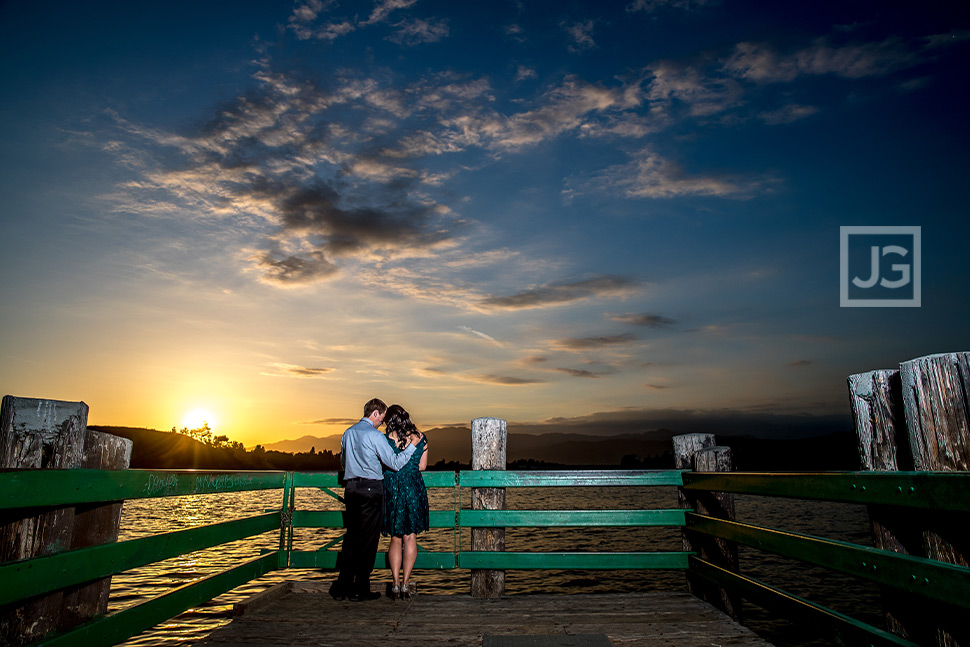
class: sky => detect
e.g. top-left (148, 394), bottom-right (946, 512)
top-left (1, 0), bottom-right (969, 447)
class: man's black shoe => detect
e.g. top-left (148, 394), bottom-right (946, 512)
top-left (349, 590), bottom-right (382, 602)
top-left (328, 584), bottom-right (346, 601)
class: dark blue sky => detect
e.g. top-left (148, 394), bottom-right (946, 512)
top-left (1, 0), bottom-right (968, 444)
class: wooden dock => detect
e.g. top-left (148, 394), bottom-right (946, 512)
top-left (194, 582), bottom-right (775, 646)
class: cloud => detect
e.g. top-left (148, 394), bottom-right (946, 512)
top-left (565, 20), bottom-right (596, 52)
top-left (390, 18), bottom-right (450, 45)
top-left (106, 59), bottom-right (461, 287)
top-left (470, 374), bottom-right (546, 385)
top-left (923, 30), bottom-right (970, 49)
top-left (788, 359), bottom-right (812, 367)
top-left (759, 103), bottom-right (819, 125)
top-left (430, 76), bottom-right (640, 153)
top-left (723, 37), bottom-right (918, 83)
top-left (263, 362), bottom-right (336, 378)
top-left (459, 325), bottom-right (503, 346)
top-left (580, 147), bottom-right (763, 199)
top-left (303, 417), bottom-right (358, 425)
top-left (479, 276), bottom-right (639, 310)
top-left (646, 62), bottom-right (743, 118)
top-left (610, 313), bottom-right (677, 328)
top-left (515, 66), bottom-right (538, 82)
top-left (363, 0), bottom-right (419, 26)
top-left (627, 0), bottom-right (712, 13)
top-left (556, 367), bottom-right (607, 378)
top-left (550, 333), bottom-right (638, 351)
top-left (288, 0), bottom-right (418, 40)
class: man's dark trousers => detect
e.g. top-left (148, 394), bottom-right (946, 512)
top-left (335, 478), bottom-right (383, 597)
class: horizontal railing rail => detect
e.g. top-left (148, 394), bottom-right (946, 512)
top-left (285, 469), bottom-right (686, 571)
top-left (689, 558), bottom-right (921, 647)
top-left (682, 470), bottom-right (970, 511)
top-left (0, 513), bottom-right (281, 607)
top-left (682, 471), bottom-right (970, 647)
top-left (0, 469), bottom-right (287, 647)
top-left (685, 513), bottom-right (970, 608)
top-left (0, 468), bottom-right (287, 510)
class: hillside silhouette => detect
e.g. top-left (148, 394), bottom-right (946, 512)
top-left (91, 425), bottom-right (859, 471)
top-left (88, 426), bottom-right (340, 470)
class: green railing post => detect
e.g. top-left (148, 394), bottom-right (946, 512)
top-left (278, 472), bottom-right (296, 568)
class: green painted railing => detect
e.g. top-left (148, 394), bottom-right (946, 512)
top-left (681, 471), bottom-right (970, 647)
top-left (1, 468), bottom-right (968, 647)
top-left (285, 469), bottom-right (689, 571)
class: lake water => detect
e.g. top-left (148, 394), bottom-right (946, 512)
top-left (111, 484), bottom-right (884, 647)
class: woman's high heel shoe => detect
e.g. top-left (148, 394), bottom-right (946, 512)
top-left (389, 584), bottom-right (400, 600)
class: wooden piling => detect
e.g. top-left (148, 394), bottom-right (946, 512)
top-left (0, 395), bottom-right (131, 645)
top-left (899, 352), bottom-right (970, 647)
top-left (60, 428), bottom-right (132, 629)
top-left (847, 369), bottom-right (927, 643)
top-left (470, 417), bottom-right (506, 598)
top-left (673, 433), bottom-right (740, 619)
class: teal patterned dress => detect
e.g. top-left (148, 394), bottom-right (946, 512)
top-left (381, 435), bottom-right (429, 536)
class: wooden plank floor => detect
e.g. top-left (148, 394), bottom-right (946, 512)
top-left (194, 582), bottom-right (775, 646)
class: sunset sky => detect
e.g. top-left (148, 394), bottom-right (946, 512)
top-left (2, 1), bottom-right (968, 447)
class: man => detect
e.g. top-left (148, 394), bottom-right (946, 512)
top-left (330, 398), bottom-right (425, 601)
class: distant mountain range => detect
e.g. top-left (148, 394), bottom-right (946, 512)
top-left (264, 425), bottom-right (861, 471)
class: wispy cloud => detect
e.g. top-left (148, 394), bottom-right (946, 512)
top-left (390, 17), bottom-right (450, 45)
top-left (759, 103), bottom-right (819, 125)
top-left (550, 333), bottom-right (638, 351)
top-left (578, 147), bottom-right (765, 199)
top-left (289, 0), bottom-right (421, 41)
top-left (515, 66), bottom-right (538, 82)
top-left (303, 417), bottom-right (358, 425)
top-left (610, 313), bottom-right (677, 328)
top-left (627, 0), bottom-right (713, 13)
top-left (556, 367), bottom-right (608, 378)
top-left (646, 62), bottom-right (743, 118)
top-left (565, 20), bottom-right (596, 52)
top-left (469, 374), bottom-right (546, 385)
top-left (263, 362), bottom-right (336, 378)
top-left (459, 325), bottom-right (503, 346)
top-left (723, 37), bottom-right (918, 83)
top-left (479, 276), bottom-right (639, 310)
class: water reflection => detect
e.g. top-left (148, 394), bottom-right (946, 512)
top-left (112, 484), bottom-right (881, 647)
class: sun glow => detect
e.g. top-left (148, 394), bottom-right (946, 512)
top-left (182, 408), bottom-right (217, 430)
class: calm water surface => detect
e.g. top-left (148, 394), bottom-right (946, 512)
top-left (112, 485), bottom-right (883, 647)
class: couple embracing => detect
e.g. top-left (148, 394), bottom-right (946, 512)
top-left (329, 398), bottom-right (430, 602)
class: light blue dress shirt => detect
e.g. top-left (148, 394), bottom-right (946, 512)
top-left (341, 418), bottom-right (418, 480)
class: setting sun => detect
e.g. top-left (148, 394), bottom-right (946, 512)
top-left (182, 408), bottom-right (216, 431)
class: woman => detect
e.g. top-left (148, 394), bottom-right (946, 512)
top-left (381, 404), bottom-right (429, 599)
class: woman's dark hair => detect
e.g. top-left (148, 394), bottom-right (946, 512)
top-left (384, 404), bottom-right (419, 450)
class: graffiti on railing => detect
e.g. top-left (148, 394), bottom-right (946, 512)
top-left (144, 473), bottom-right (180, 496)
top-left (195, 473), bottom-right (257, 493)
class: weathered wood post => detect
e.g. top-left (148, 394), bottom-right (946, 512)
top-left (470, 416), bottom-right (506, 598)
top-left (0, 396), bottom-right (131, 645)
top-left (673, 433), bottom-right (740, 619)
top-left (899, 352), bottom-right (970, 647)
top-left (61, 428), bottom-right (132, 629)
top-left (847, 368), bottom-right (927, 643)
